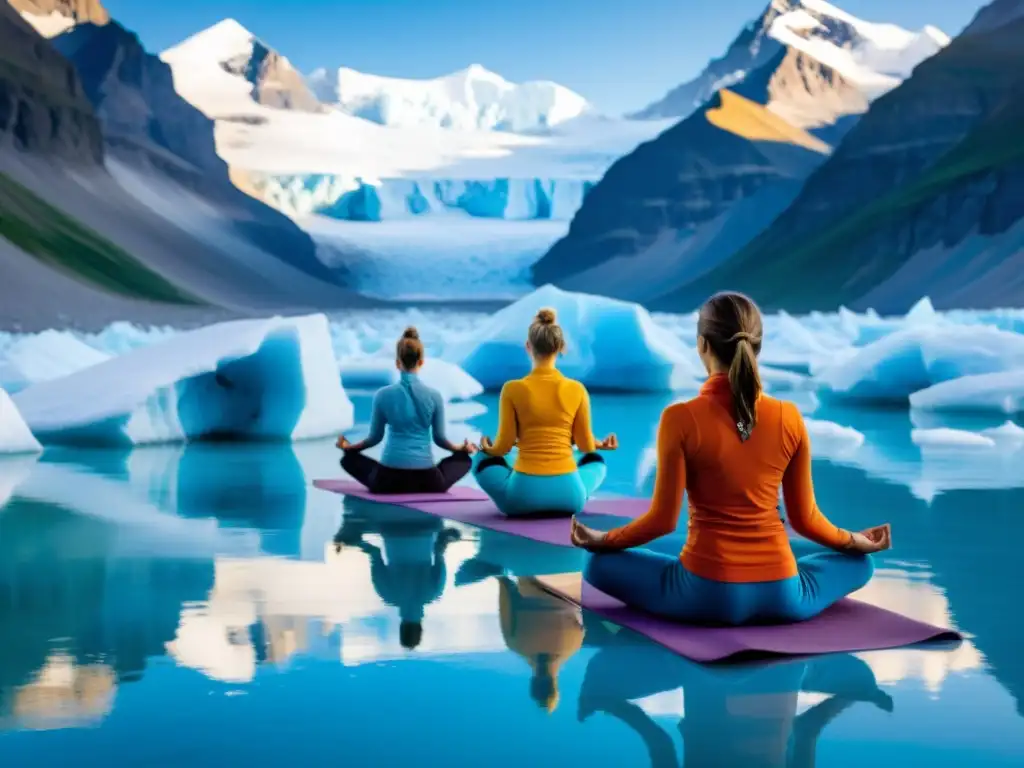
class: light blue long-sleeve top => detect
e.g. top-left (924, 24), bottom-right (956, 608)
top-left (361, 371), bottom-right (453, 469)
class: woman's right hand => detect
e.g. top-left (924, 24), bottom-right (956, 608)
top-left (596, 433), bottom-right (618, 451)
top-left (845, 524), bottom-right (891, 554)
top-left (479, 436), bottom-right (494, 453)
top-left (336, 436), bottom-right (351, 451)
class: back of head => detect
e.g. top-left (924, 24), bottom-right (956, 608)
top-left (528, 307), bottom-right (565, 359)
top-left (529, 661), bottom-right (559, 713)
top-left (697, 292), bottom-right (764, 439)
top-left (399, 620), bottom-right (423, 649)
top-left (396, 326), bottom-right (424, 371)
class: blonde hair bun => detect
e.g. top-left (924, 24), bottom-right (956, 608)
top-left (534, 308), bottom-right (557, 326)
top-left (402, 326), bottom-right (420, 340)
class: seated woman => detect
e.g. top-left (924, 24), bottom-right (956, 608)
top-left (338, 327), bottom-right (476, 494)
top-left (570, 292), bottom-right (891, 625)
top-left (476, 307), bottom-right (617, 516)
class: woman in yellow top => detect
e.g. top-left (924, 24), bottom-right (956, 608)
top-left (476, 307), bottom-right (617, 516)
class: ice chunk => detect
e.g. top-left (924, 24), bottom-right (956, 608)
top-left (911, 428), bottom-right (996, 449)
top-left (815, 325), bottom-right (1024, 403)
top-left (980, 421), bottom-right (1024, 445)
top-left (804, 419), bottom-right (866, 457)
top-left (0, 390), bottom-right (42, 454)
top-left (453, 285), bottom-right (701, 392)
top-left (339, 357), bottom-right (482, 401)
top-left (0, 331), bottom-right (110, 393)
top-left (12, 315), bottom-right (353, 446)
top-left (909, 371), bottom-right (1024, 416)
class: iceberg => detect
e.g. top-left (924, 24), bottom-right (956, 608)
top-left (339, 356), bottom-right (483, 401)
top-left (911, 428), bottom-right (996, 449)
top-left (909, 371), bottom-right (1024, 416)
top-left (804, 419), bottom-right (866, 457)
top-left (453, 285), bottom-right (702, 392)
top-left (12, 315), bottom-right (353, 446)
top-left (0, 330), bottom-right (111, 393)
top-left (0, 390), bottom-right (42, 454)
top-left (815, 325), bottom-right (1024, 403)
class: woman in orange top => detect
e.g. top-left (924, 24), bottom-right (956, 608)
top-left (570, 292), bottom-right (891, 625)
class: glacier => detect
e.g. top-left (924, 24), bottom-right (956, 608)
top-left (253, 175), bottom-right (593, 221)
top-left (0, 330), bottom-right (110, 394)
top-left (11, 314), bottom-right (353, 447)
top-left (451, 285), bottom-right (703, 392)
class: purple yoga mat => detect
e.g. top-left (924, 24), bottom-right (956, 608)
top-left (312, 479), bottom-right (489, 504)
top-left (536, 574), bottom-right (962, 663)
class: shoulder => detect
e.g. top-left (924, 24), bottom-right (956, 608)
top-left (662, 400), bottom-right (696, 427)
top-left (374, 383), bottom-right (400, 401)
top-left (500, 379), bottom-right (526, 396)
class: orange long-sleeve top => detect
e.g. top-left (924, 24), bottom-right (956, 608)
top-left (603, 374), bottom-right (853, 583)
top-left (484, 363), bottom-right (598, 475)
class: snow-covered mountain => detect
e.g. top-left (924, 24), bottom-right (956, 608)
top-left (632, 0), bottom-right (948, 120)
top-left (161, 18), bottom-right (320, 114)
top-left (307, 63), bottom-right (592, 133)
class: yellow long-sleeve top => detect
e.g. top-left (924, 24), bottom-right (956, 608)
top-left (485, 364), bottom-right (597, 475)
top-left (499, 578), bottom-right (584, 671)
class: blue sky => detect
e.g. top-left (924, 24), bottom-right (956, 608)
top-left (104, 0), bottom-right (987, 115)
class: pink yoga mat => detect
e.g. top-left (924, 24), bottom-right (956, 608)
top-left (535, 574), bottom-right (962, 663)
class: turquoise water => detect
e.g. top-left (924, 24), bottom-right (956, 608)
top-left (1, 392), bottom-right (1024, 766)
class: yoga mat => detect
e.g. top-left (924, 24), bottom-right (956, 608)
top-left (394, 497), bottom-right (650, 546)
top-left (312, 479), bottom-right (488, 504)
top-left (535, 574), bottom-right (962, 663)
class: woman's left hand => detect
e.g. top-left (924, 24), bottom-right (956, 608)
top-left (571, 517), bottom-right (611, 552)
top-left (479, 436), bottom-right (494, 453)
top-left (336, 436), bottom-right (352, 450)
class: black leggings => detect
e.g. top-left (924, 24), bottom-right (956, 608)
top-left (341, 450), bottom-right (472, 494)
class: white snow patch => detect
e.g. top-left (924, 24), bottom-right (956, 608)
top-left (909, 371), bottom-right (1024, 416)
top-left (19, 11), bottom-right (75, 38)
top-left (0, 390), bottom-right (42, 454)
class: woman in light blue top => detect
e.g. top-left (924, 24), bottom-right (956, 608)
top-left (338, 327), bottom-right (476, 494)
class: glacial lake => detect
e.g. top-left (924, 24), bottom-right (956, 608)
top-left (1, 392), bottom-right (1023, 766)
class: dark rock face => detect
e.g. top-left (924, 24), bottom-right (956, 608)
top-left (7, 0), bottom-right (109, 27)
top-left (664, 10), bottom-right (1024, 313)
top-left (962, 0), bottom-right (1024, 36)
top-left (531, 46), bottom-right (864, 293)
top-left (0, 1), bottom-right (103, 163)
top-left (220, 40), bottom-right (320, 113)
top-left (50, 20), bottom-right (346, 286)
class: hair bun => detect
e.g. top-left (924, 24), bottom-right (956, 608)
top-left (535, 308), bottom-right (557, 326)
top-left (402, 326), bottom-right (420, 340)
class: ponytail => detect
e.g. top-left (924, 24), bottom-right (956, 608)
top-left (727, 332), bottom-right (762, 441)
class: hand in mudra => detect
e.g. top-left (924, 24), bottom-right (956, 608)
top-left (570, 517), bottom-right (610, 552)
top-left (479, 436), bottom-right (494, 452)
top-left (596, 434), bottom-right (618, 451)
top-left (336, 436), bottom-right (352, 450)
top-left (846, 524), bottom-right (891, 554)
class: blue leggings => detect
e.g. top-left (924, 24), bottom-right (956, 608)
top-left (475, 453), bottom-right (607, 517)
top-left (585, 534), bottom-right (874, 625)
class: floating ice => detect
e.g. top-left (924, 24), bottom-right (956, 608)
top-left (339, 357), bottom-right (483, 401)
top-left (909, 371), bottom-right (1024, 416)
top-left (0, 331), bottom-right (110, 393)
top-left (804, 419), bottom-right (866, 456)
top-left (0, 390), bottom-right (42, 454)
top-left (452, 285), bottom-right (701, 392)
top-left (12, 315), bottom-right (353, 446)
top-left (815, 325), bottom-right (1024, 404)
top-left (911, 428), bottom-right (996, 449)
top-left (980, 421), bottom-right (1024, 445)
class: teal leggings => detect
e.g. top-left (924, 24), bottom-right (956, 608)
top-left (585, 533), bottom-right (874, 625)
top-left (474, 453), bottom-right (607, 517)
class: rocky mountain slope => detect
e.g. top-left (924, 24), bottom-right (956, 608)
top-left (8, 0), bottom-right (105, 35)
top-left (631, 0), bottom-right (947, 121)
top-left (529, 45), bottom-right (862, 298)
top-left (0, 1), bottom-right (373, 330)
top-left (657, 2), bottom-right (1024, 313)
top-left (49, 20), bottom-right (339, 284)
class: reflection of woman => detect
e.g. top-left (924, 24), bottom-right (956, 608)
top-left (498, 576), bottom-right (584, 713)
top-left (334, 498), bottom-right (460, 649)
top-left (578, 643), bottom-right (893, 768)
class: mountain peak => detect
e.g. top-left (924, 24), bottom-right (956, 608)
top-left (631, 0), bottom-right (947, 120)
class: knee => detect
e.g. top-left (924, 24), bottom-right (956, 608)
top-left (474, 455), bottom-right (508, 474)
top-left (578, 452), bottom-right (605, 467)
top-left (850, 553), bottom-right (875, 590)
top-left (340, 452), bottom-right (355, 472)
top-left (583, 552), bottom-right (621, 592)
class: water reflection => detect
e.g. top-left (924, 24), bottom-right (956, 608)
top-left (579, 641), bottom-right (891, 768)
top-left (335, 496), bottom-right (460, 649)
top-left (498, 577), bottom-right (584, 713)
top-left (0, 498), bottom-right (215, 730)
